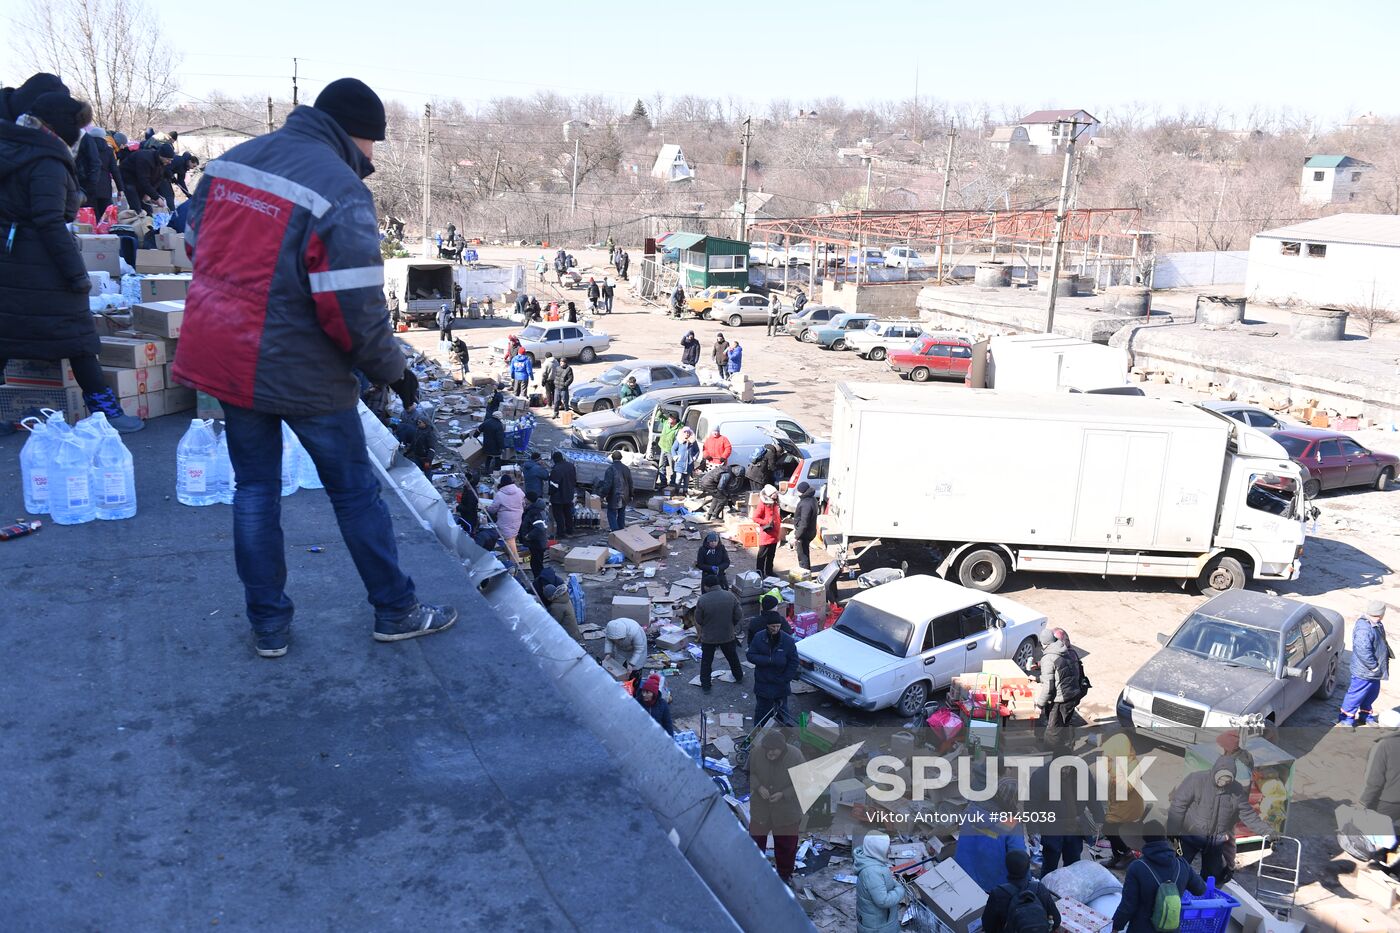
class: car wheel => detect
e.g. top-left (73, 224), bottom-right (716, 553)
top-left (1012, 636), bottom-right (1039, 674)
top-left (910, 366), bottom-right (931, 383)
top-left (895, 681), bottom-right (929, 718)
top-left (579, 346), bottom-right (597, 363)
top-left (1315, 655), bottom-right (1339, 699)
top-left (1303, 478), bottom-right (1321, 499)
top-left (1197, 554), bottom-right (1246, 596)
top-left (832, 338), bottom-right (847, 351)
top-left (724, 314), bottom-right (741, 327)
top-left (524, 352), bottom-right (537, 366)
top-left (591, 398), bottom-right (614, 413)
top-left (868, 347), bottom-right (887, 361)
top-left (957, 548), bottom-right (1008, 592)
top-left (801, 330), bottom-right (818, 344)
top-left (606, 437), bottom-right (636, 454)
top-left (700, 310), bottom-right (711, 320)
top-left (1378, 468), bottom-right (1394, 491)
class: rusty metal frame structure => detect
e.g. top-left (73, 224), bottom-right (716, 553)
top-left (749, 208), bottom-right (1148, 287)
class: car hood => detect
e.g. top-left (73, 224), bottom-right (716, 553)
top-left (572, 409), bottom-right (630, 431)
top-left (797, 628), bottom-right (901, 679)
top-left (1126, 648), bottom-right (1276, 714)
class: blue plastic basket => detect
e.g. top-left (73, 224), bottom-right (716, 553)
top-left (1178, 881), bottom-right (1240, 933)
top-left (507, 414), bottom-right (537, 452)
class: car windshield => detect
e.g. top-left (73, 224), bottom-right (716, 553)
top-left (1167, 612), bottom-right (1278, 672)
top-left (619, 396), bottom-right (659, 419)
top-left (598, 364), bottom-right (631, 385)
top-left (834, 601), bottom-right (914, 657)
top-left (519, 325), bottom-right (548, 340)
top-left (1274, 435), bottom-right (1310, 458)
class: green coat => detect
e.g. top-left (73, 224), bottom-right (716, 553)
top-left (854, 846), bottom-right (902, 933)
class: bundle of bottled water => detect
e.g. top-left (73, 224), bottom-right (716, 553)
top-left (176, 418), bottom-right (323, 506)
top-left (18, 409), bottom-right (137, 525)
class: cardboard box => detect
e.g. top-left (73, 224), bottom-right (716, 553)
top-left (828, 778), bottom-right (867, 808)
top-left (559, 410), bottom-right (574, 426)
top-left (655, 629), bottom-right (693, 650)
top-left (793, 580), bottom-right (825, 613)
top-left (77, 234), bottom-right (121, 276)
top-left (0, 384), bottom-right (84, 425)
top-left (455, 436), bottom-right (484, 465)
top-left (111, 387), bottom-right (168, 420)
top-left (586, 493), bottom-right (603, 510)
top-left (137, 276), bottom-right (191, 304)
top-left (548, 542), bottom-right (572, 562)
top-left (913, 859), bottom-right (985, 933)
top-left (610, 595), bottom-right (651, 626)
top-left (134, 248), bottom-right (174, 274)
top-left (165, 385), bottom-right (195, 414)
top-left (101, 365), bottom-right (164, 397)
top-left (1055, 898), bottom-right (1112, 933)
top-left (733, 521), bottom-right (759, 549)
top-left (172, 249), bottom-right (193, 272)
top-left (156, 228), bottom-right (184, 252)
top-left (609, 526), bottom-right (665, 563)
top-left (99, 335), bottom-right (168, 369)
top-left (3, 358), bottom-right (77, 388)
top-left (564, 546), bottom-right (609, 574)
top-left (805, 712), bottom-right (841, 745)
top-left (131, 300), bottom-right (185, 338)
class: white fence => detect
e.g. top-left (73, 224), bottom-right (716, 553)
top-left (1151, 250), bottom-right (1249, 289)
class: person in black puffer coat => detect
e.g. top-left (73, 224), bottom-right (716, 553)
top-left (0, 91), bottom-right (142, 433)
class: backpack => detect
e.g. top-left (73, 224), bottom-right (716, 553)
top-left (999, 882), bottom-right (1051, 933)
top-left (1141, 861), bottom-right (1183, 932)
top-left (1057, 651), bottom-right (1090, 704)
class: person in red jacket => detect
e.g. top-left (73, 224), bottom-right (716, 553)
top-left (173, 78), bottom-right (457, 659)
top-left (702, 427), bottom-right (732, 468)
top-left (752, 484), bottom-right (782, 577)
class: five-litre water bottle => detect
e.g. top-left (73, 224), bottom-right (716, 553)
top-left (290, 427), bottom-right (323, 490)
top-left (176, 418), bottom-right (220, 506)
top-left (214, 425), bottom-right (237, 505)
top-left (48, 434), bottom-right (97, 524)
top-left (19, 418), bottom-right (59, 514)
top-left (280, 422), bottom-right (302, 497)
top-left (92, 429), bottom-right (137, 520)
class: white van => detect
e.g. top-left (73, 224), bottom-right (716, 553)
top-left (652, 402), bottom-right (816, 468)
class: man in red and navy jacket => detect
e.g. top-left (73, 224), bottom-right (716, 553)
top-left (173, 78), bottom-right (457, 658)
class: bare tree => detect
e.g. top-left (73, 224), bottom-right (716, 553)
top-left (1348, 282), bottom-right (1398, 337)
top-left (12, 0), bottom-right (181, 133)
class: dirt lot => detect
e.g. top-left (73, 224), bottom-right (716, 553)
top-left (404, 246), bottom-right (1400, 930)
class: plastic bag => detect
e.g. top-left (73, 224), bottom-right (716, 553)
top-left (1040, 858), bottom-right (1123, 904)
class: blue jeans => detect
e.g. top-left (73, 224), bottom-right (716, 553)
top-left (223, 405), bottom-right (417, 635)
top-left (607, 506), bottom-right (626, 531)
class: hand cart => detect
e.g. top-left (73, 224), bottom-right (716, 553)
top-left (1251, 834), bottom-right (1301, 921)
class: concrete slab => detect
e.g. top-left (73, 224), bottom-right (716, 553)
top-left (915, 284), bottom-right (1194, 343)
top-left (0, 415), bottom-right (743, 931)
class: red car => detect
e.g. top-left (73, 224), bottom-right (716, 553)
top-left (887, 334), bottom-right (973, 383)
top-left (1268, 427), bottom-right (1399, 497)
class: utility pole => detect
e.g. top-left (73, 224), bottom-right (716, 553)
top-left (570, 136), bottom-right (580, 218)
top-left (864, 157), bottom-right (873, 209)
top-left (266, 97), bottom-right (274, 134)
top-left (912, 64), bottom-right (920, 142)
top-left (939, 127), bottom-right (957, 211)
top-left (1044, 119), bottom-right (1081, 334)
top-left (291, 58), bottom-right (299, 107)
top-left (737, 115), bottom-right (752, 240)
top-left (421, 103), bottom-right (432, 258)
top-left (489, 150), bottom-right (501, 199)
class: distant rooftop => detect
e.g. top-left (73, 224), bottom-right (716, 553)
top-left (1304, 154), bottom-right (1368, 169)
top-left (1020, 109), bottom-right (1099, 125)
top-left (1254, 213), bottom-right (1400, 248)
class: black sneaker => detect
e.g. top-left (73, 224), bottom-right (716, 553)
top-left (373, 603), bottom-right (459, 642)
top-left (255, 628), bottom-right (290, 658)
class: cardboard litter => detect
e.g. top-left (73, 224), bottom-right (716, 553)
top-left (689, 671), bottom-right (738, 685)
top-left (719, 713), bottom-right (744, 728)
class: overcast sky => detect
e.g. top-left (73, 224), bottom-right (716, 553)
top-left (16, 0), bottom-right (1398, 125)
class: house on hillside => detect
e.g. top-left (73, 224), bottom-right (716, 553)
top-left (1017, 109), bottom-right (1099, 154)
top-left (987, 125), bottom-right (1030, 153)
top-left (651, 144), bottom-right (695, 183)
top-left (1300, 155), bottom-right (1372, 205)
top-left (1245, 213), bottom-right (1400, 311)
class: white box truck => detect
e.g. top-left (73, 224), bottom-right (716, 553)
top-left (967, 333), bottom-right (1133, 393)
top-left (823, 383), bottom-right (1309, 594)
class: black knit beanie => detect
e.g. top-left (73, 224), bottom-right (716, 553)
top-left (6, 72), bottom-right (68, 121)
top-left (313, 78), bottom-right (386, 141)
top-left (29, 91), bottom-right (89, 146)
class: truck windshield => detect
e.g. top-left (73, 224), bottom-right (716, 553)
top-left (834, 602), bottom-right (914, 657)
top-left (1167, 613), bottom-right (1277, 672)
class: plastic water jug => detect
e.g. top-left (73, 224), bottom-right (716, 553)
top-left (19, 417), bottom-right (60, 514)
top-left (280, 422), bottom-right (302, 497)
top-left (48, 434), bottom-right (97, 524)
top-left (73, 411), bottom-right (113, 460)
top-left (176, 418), bottom-right (220, 506)
top-left (214, 426), bottom-right (237, 505)
top-left (92, 430), bottom-right (137, 520)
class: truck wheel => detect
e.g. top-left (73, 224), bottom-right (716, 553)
top-left (910, 367), bottom-right (931, 383)
top-left (1315, 655), bottom-right (1338, 699)
top-left (895, 681), bottom-right (929, 718)
top-left (1303, 478), bottom-right (1320, 499)
top-left (591, 398), bottom-right (614, 413)
top-left (957, 548), bottom-right (1008, 592)
top-left (868, 347), bottom-right (887, 361)
top-left (1012, 637), bottom-right (1039, 674)
top-left (1197, 554), bottom-right (1246, 596)
top-left (727, 314), bottom-right (743, 327)
top-left (1378, 468), bottom-right (1394, 491)
top-left (578, 346), bottom-right (598, 363)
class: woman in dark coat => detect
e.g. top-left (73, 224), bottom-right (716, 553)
top-left (0, 91), bottom-right (142, 433)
